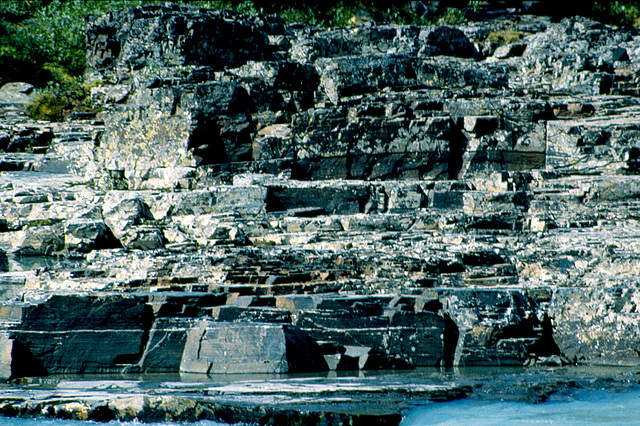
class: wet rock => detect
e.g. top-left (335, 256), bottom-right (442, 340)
top-left (0, 374), bottom-right (474, 424)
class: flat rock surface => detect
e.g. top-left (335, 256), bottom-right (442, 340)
top-left (1, 367), bottom-right (639, 424)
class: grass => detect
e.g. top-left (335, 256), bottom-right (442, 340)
top-left (486, 29), bottom-right (525, 45)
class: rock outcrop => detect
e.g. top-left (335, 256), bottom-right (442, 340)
top-left (1, 3), bottom-right (640, 390)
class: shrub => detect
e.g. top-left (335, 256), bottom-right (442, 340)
top-left (26, 77), bottom-right (99, 122)
top-left (593, 1), bottom-right (640, 28)
top-left (437, 7), bottom-right (467, 25)
top-left (0, 1), bottom-right (186, 120)
top-left (279, 6), bottom-right (324, 26)
top-left (486, 29), bottom-right (525, 45)
top-left (0, 0), bottom-right (92, 87)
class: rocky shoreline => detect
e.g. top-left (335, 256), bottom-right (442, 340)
top-left (1, 2), bottom-right (640, 423)
top-left (1, 367), bottom-right (639, 424)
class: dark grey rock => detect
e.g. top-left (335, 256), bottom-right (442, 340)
top-left (550, 287), bottom-right (640, 366)
top-left (0, 250), bottom-right (7, 273)
top-left (10, 295), bottom-right (152, 375)
top-left (86, 5), bottom-right (287, 75)
top-left (180, 320), bottom-right (326, 374)
top-left (425, 26), bottom-right (478, 58)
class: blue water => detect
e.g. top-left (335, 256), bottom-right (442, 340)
top-left (401, 388), bottom-right (640, 425)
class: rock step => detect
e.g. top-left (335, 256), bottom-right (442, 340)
top-left (8, 239), bottom-right (522, 295)
top-left (0, 287), bottom-right (550, 375)
top-left (4, 169), bottom-right (638, 284)
top-left (0, 115), bottom-right (101, 160)
top-left (0, 375), bottom-right (471, 423)
top-left (35, 119), bottom-right (104, 175)
top-left (0, 153), bottom-right (44, 171)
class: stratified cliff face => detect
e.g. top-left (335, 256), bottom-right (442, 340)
top-left (1, 3), bottom-right (640, 378)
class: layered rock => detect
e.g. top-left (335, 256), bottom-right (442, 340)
top-left (1, 3), bottom-right (640, 387)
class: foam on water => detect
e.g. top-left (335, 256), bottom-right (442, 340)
top-left (401, 388), bottom-right (640, 425)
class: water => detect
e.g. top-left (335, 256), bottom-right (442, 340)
top-left (401, 388), bottom-right (640, 425)
top-left (2, 389), bottom-right (640, 425)
top-left (0, 421), bottom-right (233, 426)
top-left (1, 368), bottom-right (639, 425)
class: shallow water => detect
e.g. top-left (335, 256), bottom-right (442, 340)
top-left (2, 367), bottom-right (640, 425)
top-left (401, 388), bottom-right (640, 425)
top-left (3, 388), bottom-right (640, 425)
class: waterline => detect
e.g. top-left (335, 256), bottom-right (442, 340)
top-left (0, 421), bottom-right (232, 426)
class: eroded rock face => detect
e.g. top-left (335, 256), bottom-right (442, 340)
top-left (1, 4), bottom-right (640, 380)
top-left (550, 287), bottom-right (640, 366)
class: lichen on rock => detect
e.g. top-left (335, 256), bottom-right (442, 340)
top-left (0, 6), bottom-right (640, 417)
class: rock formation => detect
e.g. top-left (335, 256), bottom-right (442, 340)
top-left (1, 3), bottom-right (640, 392)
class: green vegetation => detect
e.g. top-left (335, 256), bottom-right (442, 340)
top-left (486, 29), bottom-right (525, 45)
top-left (593, 1), bottom-right (640, 28)
top-left (24, 219), bottom-right (56, 228)
top-left (26, 78), bottom-right (103, 121)
top-left (0, 0), bottom-right (235, 120)
top-left (0, 0), bottom-right (637, 121)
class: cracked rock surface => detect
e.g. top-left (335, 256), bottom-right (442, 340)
top-left (1, 3), bottom-right (640, 423)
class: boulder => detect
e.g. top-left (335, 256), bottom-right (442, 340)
top-left (550, 287), bottom-right (640, 366)
top-left (0, 83), bottom-right (36, 106)
top-left (424, 26), bottom-right (478, 58)
top-left (180, 320), bottom-right (327, 374)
